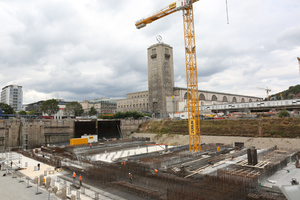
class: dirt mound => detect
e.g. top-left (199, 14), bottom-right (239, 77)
top-left (138, 118), bottom-right (300, 138)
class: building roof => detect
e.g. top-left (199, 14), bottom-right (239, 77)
top-left (173, 87), bottom-right (262, 99)
top-left (2, 84), bottom-right (22, 90)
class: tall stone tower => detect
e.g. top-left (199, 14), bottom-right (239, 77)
top-left (148, 43), bottom-right (174, 118)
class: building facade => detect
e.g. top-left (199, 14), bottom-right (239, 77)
top-left (117, 91), bottom-right (149, 113)
top-left (116, 42), bottom-right (263, 116)
top-left (1, 85), bottom-right (23, 112)
top-left (80, 98), bottom-right (117, 115)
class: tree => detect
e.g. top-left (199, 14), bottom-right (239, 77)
top-left (64, 101), bottom-right (84, 117)
top-left (41, 99), bottom-right (59, 116)
top-left (278, 109), bottom-right (290, 118)
top-left (113, 111), bottom-right (150, 119)
top-left (27, 110), bottom-right (35, 115)
top-left (0, 103), bottom-right (14, 114)
top-left (18, 110), bottom-right (27, 115)
top-left (88, 107), bottom-right (97, 116)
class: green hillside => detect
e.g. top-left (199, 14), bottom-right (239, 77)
top-left (270, 84), bottom-right (300, 100)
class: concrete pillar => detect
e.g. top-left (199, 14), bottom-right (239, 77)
top-left (76, 191), bottom-right (80, 200)
top-left (67, 186), bottom-right (71, 195)
top-left (46, 177), bottom-right (51, 189)
top-left (53, 186), bottom-right (58, 194)
top-left (95, 193), bottom-right (99, 200)
top-left (71, 194), bottom-right (76, 200)
top-left (81, 187), bottom-right (85, 194)
top-left (51, 179), bottom-right (56, 188)
top-left (62, 185), bottom-right (67, 200)
top-left (39, 174), bottom-right (44, 186)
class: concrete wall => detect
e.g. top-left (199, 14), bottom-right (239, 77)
top-left (131, 133), bottom-right (300, 150)
top-left (0, 119), bottom-right (150, 151)
top-left (120, 119), bottom-right (149, 138)
top-left (0, 119), bottom-right (74, 151)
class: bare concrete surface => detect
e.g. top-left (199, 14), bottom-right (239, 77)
top-left (261, 162), bottom-right (300, 187)
top-left (132, 133), bottom-right (300, 149)
top-left (0, 170), bottom-right (58, 200)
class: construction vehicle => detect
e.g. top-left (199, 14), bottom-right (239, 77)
top-left (257, 87), bottom-right (271, 101)
top-left (136, 0), bottom-right (201, 152)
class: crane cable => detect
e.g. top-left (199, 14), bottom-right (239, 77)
top-left (225, 0), bottom-right (229, 24)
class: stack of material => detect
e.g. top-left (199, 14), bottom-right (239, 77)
top-left (247, 148), bottom-right (258, 166)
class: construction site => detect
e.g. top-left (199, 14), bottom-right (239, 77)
top-left (0, 0), bottom-right (299, 199)
top-left (1, 132), bottom-right (300, 200)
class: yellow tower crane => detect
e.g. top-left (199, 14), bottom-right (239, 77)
top-left (136, 0), bottom-right (201, 151)
top-left (257, 87), bottom-right (271, 101)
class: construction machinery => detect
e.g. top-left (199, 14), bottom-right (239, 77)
top-left (257, 87), bottom-right (271, 100)
top-left (135, 0), bottom-right (201, 151)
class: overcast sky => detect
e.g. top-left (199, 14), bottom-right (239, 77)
top-left (0, 0), bottom-right (299, 104)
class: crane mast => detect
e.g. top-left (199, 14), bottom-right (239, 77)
top-left (136, 0), bottom-right (201, 151)
top-left (183, 5), bottom-right (201, 152)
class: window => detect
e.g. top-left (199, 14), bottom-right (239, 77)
top-left (199, 94), bottom-right (205, 100)
top-left (211, 95), bottom-right (217, 101)
top-left (152, 48), bottom-right (156, 55)
top-left (184, 92), bottom-right (190, 100)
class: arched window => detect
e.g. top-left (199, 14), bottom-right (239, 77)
top-left (241, 98), bottom-right (245, 103)
top-left (184, 92), bottom-right (191, 100)
top-left (199, 93), bottom-right (205, 100)
top-left (212, 95), bottom-right (217, 101)
top-left (249, 99), bottom-right (252, 102)
top-left (232, 97), bottom-right (237, 103)
top-left (222, 96), bottom-right (228, 102)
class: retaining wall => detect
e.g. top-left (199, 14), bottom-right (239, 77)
top-left (131, 133), bottom-right (300, 150)
top-left (0, 119), bottom-right (74, 151)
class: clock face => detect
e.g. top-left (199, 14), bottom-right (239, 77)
top-left (156, 35), bottom-right (162, 43)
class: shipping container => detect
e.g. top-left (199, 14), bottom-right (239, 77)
top-left (81, 135), bottom-right (98, 143)
top-left (70, 138), bottom-right (88, 146)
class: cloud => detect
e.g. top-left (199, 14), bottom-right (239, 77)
top-left (0, 0), bottom-right (299, 104)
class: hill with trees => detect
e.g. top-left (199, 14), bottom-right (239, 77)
top-left (270, 84), bottom-right (300, 100)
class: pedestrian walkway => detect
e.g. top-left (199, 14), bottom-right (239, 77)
top-left (0, 169), bottom-right (58, 200)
